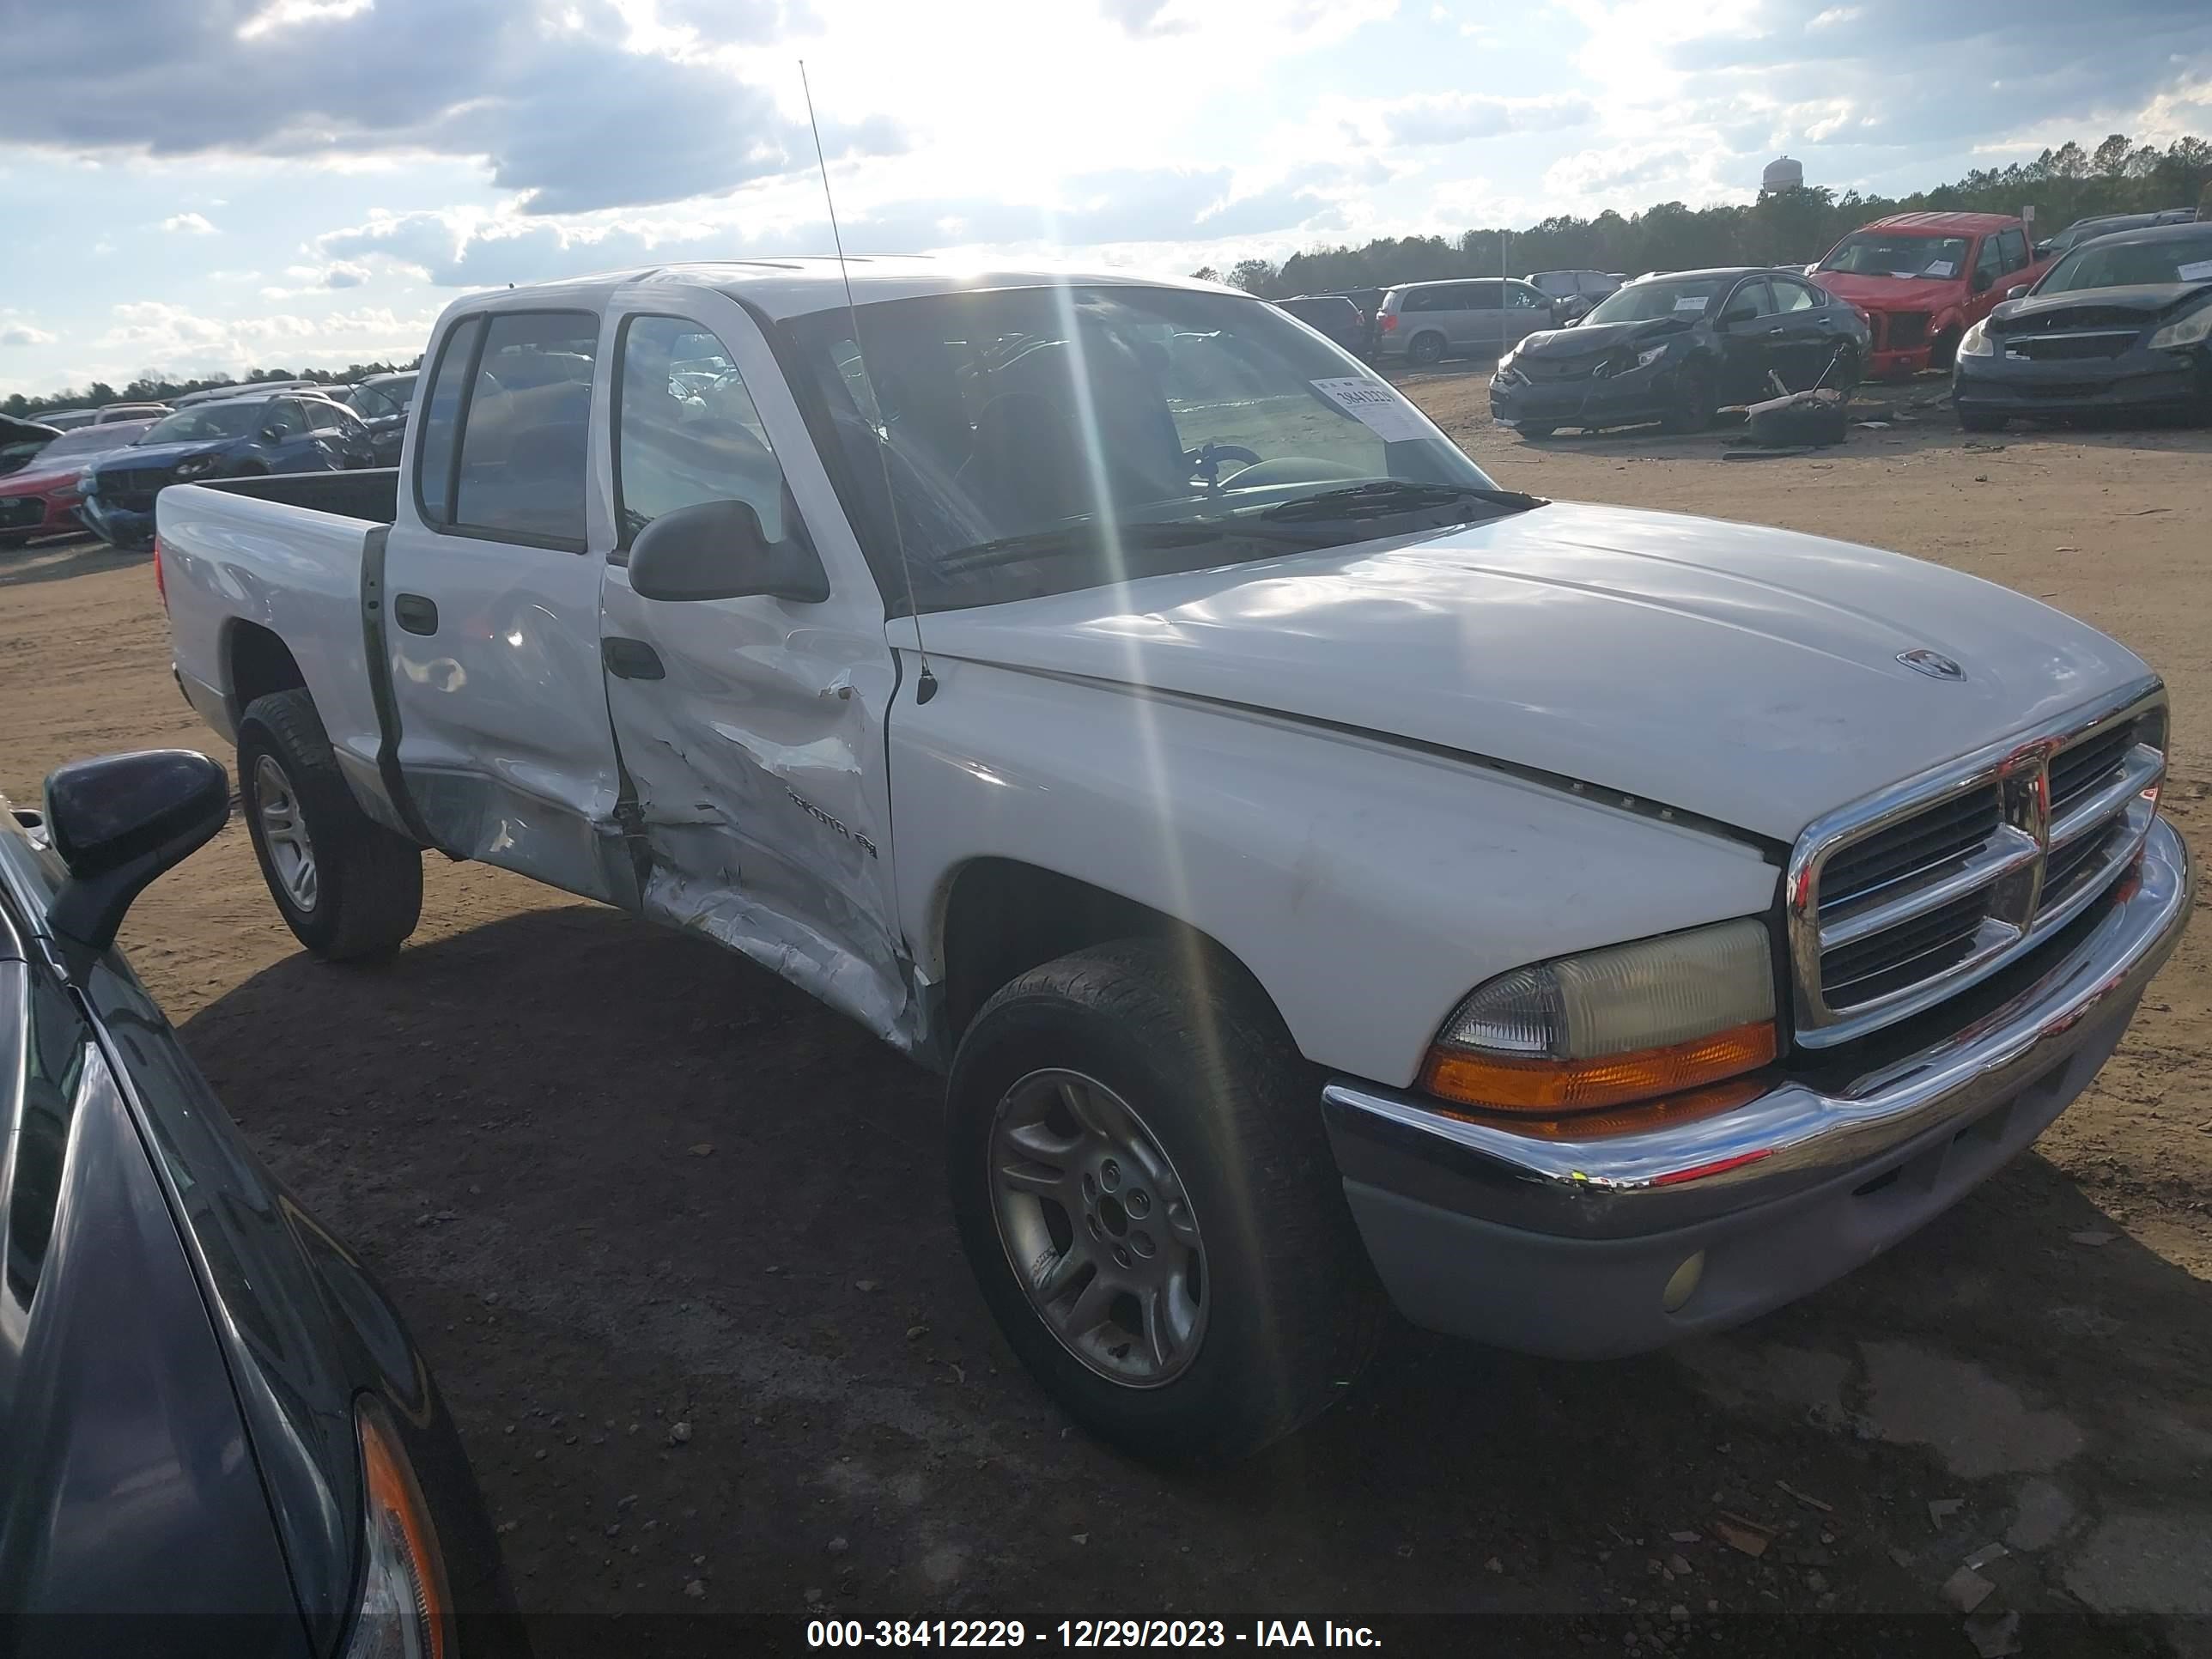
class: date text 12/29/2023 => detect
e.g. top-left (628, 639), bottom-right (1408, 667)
top-left (806, 1620), bottom-right (1382, 1649)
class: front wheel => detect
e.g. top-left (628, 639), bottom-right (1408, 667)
top-left (1660, 362), bottom-right (1714, 434)
top-left (1957, 406), bottom-right (2006, 433)
top-left (239, 689), bottom-right (423, 960)
top-left (1519, 423), bottom-right (1557, 440)
top-left (946, 939), bottom-right (1382, 1463)
top-left (1406, 331), bottom-right (1445, 368)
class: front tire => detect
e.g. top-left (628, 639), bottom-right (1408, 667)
top-left (1957, 406), bottom-right (2006, 433)
top-left (1661, 362), bottom-right (1713, 434)
top-left (1406, 331), bottom-right (1445, 368)
top-left (239, 688), bottom-right (423, 960)
top-left (947, 939), bottom-right (1382, 1463)
top-left (1519, 423), bottom-right (1557, 440)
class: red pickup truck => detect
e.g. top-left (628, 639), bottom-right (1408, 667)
top-left (1812, 212), bottom-right (2049, 377)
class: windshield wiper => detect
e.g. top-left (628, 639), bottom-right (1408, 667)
top-left (939, 519), bottom-right (1327, 574)
top-left (1257, 481), bottom-right (1547, 525)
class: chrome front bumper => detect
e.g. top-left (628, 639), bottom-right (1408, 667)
top-left (1322, 817), bottom-right (2191, 1354)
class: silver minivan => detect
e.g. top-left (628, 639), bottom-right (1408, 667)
top-left (1374, 277), bottom-right (1563, 366)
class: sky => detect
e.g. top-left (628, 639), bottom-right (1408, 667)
top-left (3, 0), bottom-right (2209, 399)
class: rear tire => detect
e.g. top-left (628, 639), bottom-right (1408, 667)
top-left (239, 688), bottom-right (422, 961)
top-left (946, 938), bottom-right (1382, 1464)
top-left (1406, 331), bottom-right (1445, 368)
top-left (1519, 424), bottom-right (1557, 440)
top-left (1826, 344), bottom-right (1861, 392)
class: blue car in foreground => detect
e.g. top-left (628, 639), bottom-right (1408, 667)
top-left (81, 392), bottom-right (376, 548)
top-left (0, 750), bottom-right (523, 1657)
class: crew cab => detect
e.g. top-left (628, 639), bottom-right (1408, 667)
top-left (157, 263), bottom-right (2191, 1462)
top-left (1813, 212), bottom-right (2048, 376)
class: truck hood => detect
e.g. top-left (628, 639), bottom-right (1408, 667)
top-left (1811, 271), bottom-right (1961, 312)
top-left (915, 501), bottom-right (2151, 842)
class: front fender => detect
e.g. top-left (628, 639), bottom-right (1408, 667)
top-left (890, 659), bottom-right (1780, 1088)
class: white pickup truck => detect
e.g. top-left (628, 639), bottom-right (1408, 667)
top-left (158, 262), bottom-right (2191, 1462)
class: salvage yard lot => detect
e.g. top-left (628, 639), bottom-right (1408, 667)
top-left (5, 376), bottom-right (2210, 1648)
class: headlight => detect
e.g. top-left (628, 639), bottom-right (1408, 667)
top-left (1420, 918), bottom-right (1776, 1115)
top-left (2147, 304), bottom-right (2212, 351)
top-left (173, 453), bottom-right (221, 478)
top-left (1956, 318), bottom-right (1994, 358)
top-left (341, 1402), bottom-right (450, 1659)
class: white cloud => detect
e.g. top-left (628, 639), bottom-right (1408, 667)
top-left (162, 211), bottom-right (218, 234)
top-left (2, 325), bottom-right (59, 347)
top-left (237, 0), bottom-right (373, 40)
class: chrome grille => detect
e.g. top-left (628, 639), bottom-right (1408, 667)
top-left (1789, 684), bottom-right (2166, 1047)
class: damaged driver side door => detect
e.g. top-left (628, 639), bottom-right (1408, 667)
top-left (597, 291), bottom-right (912, 1046)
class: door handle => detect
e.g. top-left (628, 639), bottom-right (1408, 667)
top-left (1765, 326), bottom-right (1785, 337)
top-left (603, 637), bottom-right (665, 680)
top-left (392, 593), bottom-right (439, 635)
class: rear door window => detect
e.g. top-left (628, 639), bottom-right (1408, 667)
top-left (1770, 278), bottom-right (1820, 312)
top-left (306, 399), bottom-right (347, 431)
top-left (448, 311), bottom-right (600, 549)
top-left (414, 314), bottom-right (485, 526)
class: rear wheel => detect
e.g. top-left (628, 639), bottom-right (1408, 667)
top-left (1519, 423), bottom-right (1557, 440)
top-left (1826, 344), bottom-right (1861, 392)
top-left (1406, 331), bottom-right (1445, 368)
top-left (947, 939), bottom-right (1382, 1463)
top-left (239, 689), bottom-right (423, 960)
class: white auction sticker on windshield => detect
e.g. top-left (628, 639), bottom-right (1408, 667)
top-left (1924, 261), bottom-right (1956, 277)
top-left (1310, 377), bottom-right (1431, 442)
top-left (2179, 259), bottom-right (2212, 281)
top-left (1674, 296), bottom-right (1708, 313)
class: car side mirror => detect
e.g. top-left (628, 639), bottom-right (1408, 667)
top-left (2032, 241), bottom-right (2051, 260)
top-left (2005, 284), bottom-right (2030, 301)
top-left (627, 498), bottom-right (829, 604)
top-left (44, 750), bottom-right (228, 957)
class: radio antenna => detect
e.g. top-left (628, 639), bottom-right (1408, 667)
top-left (799, 59), bottom-right (935, 703)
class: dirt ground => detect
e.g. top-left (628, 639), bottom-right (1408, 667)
top-left (4, 374), bottom-right (2209, 1655)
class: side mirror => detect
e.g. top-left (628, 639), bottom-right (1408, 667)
top-left (2005, 284), bottom-right (2030, 301)
top-left (627, 498), bottom-right (829, 605)
top-left (45, 750), bottom-right (228, 957)
top-left (2033, 240), bottom-right (2052, 260)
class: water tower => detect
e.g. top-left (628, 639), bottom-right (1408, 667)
top-left (1761, 155), bottom-right (1806, 195)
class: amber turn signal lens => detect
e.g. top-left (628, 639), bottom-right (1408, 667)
top-left (1419, 1020), bottom-right (1777, 1115)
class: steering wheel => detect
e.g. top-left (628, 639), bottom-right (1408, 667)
top-left (1187, 440), bottom-right (1261, 492)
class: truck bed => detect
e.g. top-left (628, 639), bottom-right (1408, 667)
top-left (197, 466), bottom-right (400, 524)
top-left (159, 469), bottom-right (404, 833)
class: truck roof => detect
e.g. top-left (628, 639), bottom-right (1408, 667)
top-left (1862, 211), bottom-right (2022, 235)
top-left (430, 257), bottom-right (1231, 329)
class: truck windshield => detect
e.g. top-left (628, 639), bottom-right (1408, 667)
top-left (781, 284), bottom-right (1508, 613)
top-left (1818, 234), bottom-right (1972, 280)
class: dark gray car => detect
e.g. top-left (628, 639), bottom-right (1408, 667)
top-left (1490, 266), bottom-right (1870, 437)
top-left (0, 750), bottom-right (522, 1657)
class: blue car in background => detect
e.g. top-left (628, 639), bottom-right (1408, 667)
top-left (80, 392), bottom-right (376, 549)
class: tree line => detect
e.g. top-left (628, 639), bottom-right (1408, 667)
top-left (3, 360), bottom-right (422, 422)
top-left (1194, 134), bottom-right (2212, 299)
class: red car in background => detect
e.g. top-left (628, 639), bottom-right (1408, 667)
top-left (1811, 211), bottom-right (2049, 377)
top-left (0, 419), bottom-right (157, 547)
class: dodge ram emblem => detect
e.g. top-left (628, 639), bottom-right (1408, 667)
top-left (1897, 648), bottom-right (1966, 681)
